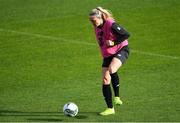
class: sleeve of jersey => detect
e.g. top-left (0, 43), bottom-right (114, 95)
top-left (111, 22), bottom-right (130, 45)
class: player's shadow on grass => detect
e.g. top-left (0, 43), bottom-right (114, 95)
top-left (0, 110), bottom-right (63, 122)
top-left (0, 110), bottom-right (98, 121)
top-left (0, 110), bottom-right (64, 116)
top-left (27, 118), bottom-right (63, 122)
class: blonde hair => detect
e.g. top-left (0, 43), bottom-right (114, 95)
top-left (89, 6), bottom-right (114, 20)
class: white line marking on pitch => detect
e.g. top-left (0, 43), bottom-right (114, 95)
top-left (131, 50), bottom-right (179, 59)
top-left (0, 28), bottom-right (94, 46)
top-left (0, 28), bottom-right (179, 60)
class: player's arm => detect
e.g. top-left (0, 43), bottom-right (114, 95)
top-left (111, 22), bottom-right (130, 45)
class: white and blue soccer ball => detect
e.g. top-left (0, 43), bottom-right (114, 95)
top-left (63, 102), bottom-right (78, 117)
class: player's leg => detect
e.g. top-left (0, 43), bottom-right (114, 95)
top-left (102, 67), bottom-right (112, 108)
top-left (109, 46), bottom-right (129, 105)
top-left (100, 67), bottom-right (115, 116)
top-left (109, 57), bottom-right (123, 105)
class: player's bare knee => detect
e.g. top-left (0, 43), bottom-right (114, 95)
top-left (103, 76), bottom-right (110, 85)
top-left (109, 66), bottom-right (117, 74)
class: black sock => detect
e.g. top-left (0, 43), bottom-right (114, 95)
top-left (102, 84), bottom-right (113, 108)
top-left (110, 72), bottom-right (120, 97)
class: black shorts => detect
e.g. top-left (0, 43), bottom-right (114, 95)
top-left (102, 46), bottom-right (130, 67)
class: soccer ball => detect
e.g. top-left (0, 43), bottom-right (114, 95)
top-left (63, 102), bottom-right (78, 117)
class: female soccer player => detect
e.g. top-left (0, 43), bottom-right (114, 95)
top-left (89, 7), bottom-right (130, 116)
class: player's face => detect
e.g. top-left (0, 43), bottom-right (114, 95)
top-left (89, 16), bottom-right (102, 27)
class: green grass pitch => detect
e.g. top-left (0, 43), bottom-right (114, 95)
top-left (0, 0), bottom-right (180, 122)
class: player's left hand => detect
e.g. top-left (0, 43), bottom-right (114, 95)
top-left (106, 40), bottom-right (115, 47)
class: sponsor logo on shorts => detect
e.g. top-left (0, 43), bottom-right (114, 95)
top-left (117, 27), bottom-right (121, 30)
top-left (118, 54), bottom-right (121, 57)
